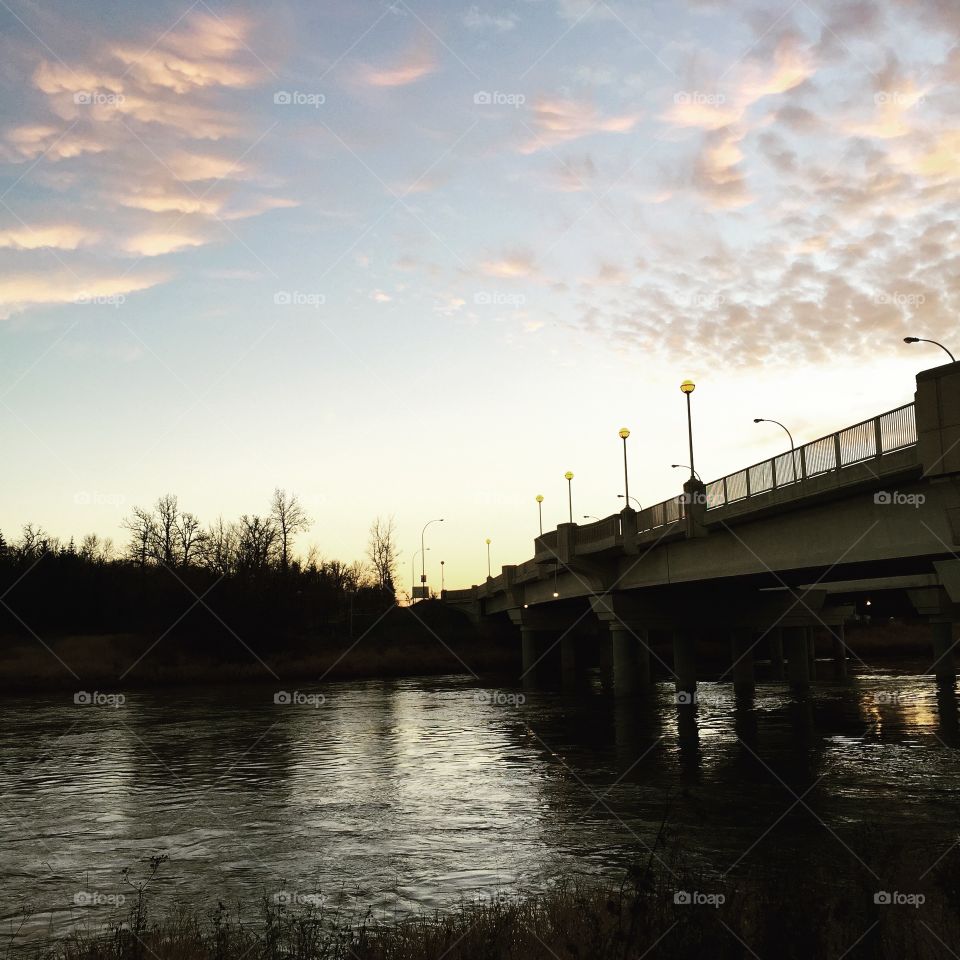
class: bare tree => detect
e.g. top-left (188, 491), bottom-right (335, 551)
top-left (270, 488), bottom-right (311, 570)
top-left (152, 494), bottom-right (180, 566)
top-left (367, 515), bottom-right (399, 593)
top-left (201, 517), bottom-right (237, 576)
top-left (235, 515), bottom-right (278, 573)
top-left (18, 523), bottom-right (49, 560)
top-left (123, 506), bottom-right (156, 567)
top-left (175, 511), bottom-right (204, 568)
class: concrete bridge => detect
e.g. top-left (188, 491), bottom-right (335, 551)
top-left (443, 361), bottom-right (960, 697)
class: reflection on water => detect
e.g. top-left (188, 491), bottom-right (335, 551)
top-left (1, 664), bottom-right (958, 942)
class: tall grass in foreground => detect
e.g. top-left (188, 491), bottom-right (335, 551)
top-left (22, 835), bottom-right (960, 960)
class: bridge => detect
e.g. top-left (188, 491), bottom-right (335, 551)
top-left (443, 360), bottom-right (960, 697)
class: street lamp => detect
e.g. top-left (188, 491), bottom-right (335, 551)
top-left (485, 538), bottom-right (492, 577)
top-left (535, 494), bottom-right (544, 536)
top-left (618, 427), bottom-right (631, 507)
top-left (680, 380), bottom-right (696, 481)
top-left (440, 560), bottom-right (445, 592)
top-left (420, 518), bottom-right (444, 599)
top-left (671, 464), bottom-right (701, 482)
top-left (564, 471), bottom-right (574, 523)
top-left (411, 548), bottom-right (429, 602)
top-left (582, 514), bottom-right (600, 521)
top-left (617, 494), bottom-right (642, 509)
top-left (754, 418), bottom-right (797, 482)
top-left (904, 336), bottom-right (955, 362)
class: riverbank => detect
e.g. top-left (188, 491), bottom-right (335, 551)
top-left (38, 839), bottom-right (960, 960)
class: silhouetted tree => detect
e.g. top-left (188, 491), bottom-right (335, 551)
top-left (123, 506), bottom-right (156, 567)
top-left (270, 488), bottom-right (311, 571)
top-left (236, 515), bottom-right (277, 573)
top-left (367, 515), bottom-right (399, 594)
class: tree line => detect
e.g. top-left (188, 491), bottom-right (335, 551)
top-left (0, 490), bottom-right (402, 655)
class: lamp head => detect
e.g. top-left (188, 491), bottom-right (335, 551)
top-left (564, 471), bottom-right (574, 481)
top-left (485, 538), bottom-right (491, 545)
top-left (753, 418), bottom-right (764, 423)
top-left (535, 494), bottom-right (544, 503)
top-left (680, 379), bottom-right (695, 394)
top-left (904, 336), bottom-right (919, 344)
top-left (618, 427), bottom-right (630, 439)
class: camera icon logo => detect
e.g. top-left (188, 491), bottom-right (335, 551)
top-left (473, 91), bottom-right (492, 105)
top-left (273, 291), bottom-right (292, 305)
top-left (674, 890), bottom-right (691, 905)
top-left (273, 91), bottom-right (292, 105)
top-left (874, 891), bottom-right (891, 904)
top-left (73, 91), bottom-right (92, 104)
top-left (274, 691), bottom-right (292, 705)
top-left (74, 691), bottom-right (92, 705)
top-left (874, 491), bottom-right (892, 505)
top-left (674, 691), bottom-right (696, 705)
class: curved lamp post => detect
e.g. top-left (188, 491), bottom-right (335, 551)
top-left (420, 518), bottom-right (444, 599)
top-left (564, 471), bottom-right (574, 523)
top-left (671, 464), bottom-right (702, 482)
top-left (411, 548), bottom-right (428, 602)
top-left (680, 380), bottom-right (696, 481)
top-left (618, 427), bottom-right (631, 507)
top-left (754, 418), bottom-right (797, 482)
top-left (440, 560), bottom-right (445, 592)
top-left (582, 514), bottom-right (600, 522)
top-left (485, 538), bottom-right (492, 578)
top-left (535, 494), bottom-right (544, 535)
top-left (617, 494), bottom-right (642, 509)
top-left (904, 336), bottom-right (955, 362)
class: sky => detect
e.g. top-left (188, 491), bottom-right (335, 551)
top-left (0, 0), bottom-right (957, 591)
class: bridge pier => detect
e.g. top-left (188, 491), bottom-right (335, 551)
top-left (932, 621), bottom-right (957, 684)
top-left (673, 631), bottom-right (697, 699)
top-left (730, 628), bottom-right (755, 696)
top-left (783, 625), bottom-right (810, 691)
top-left (806, 626), bottom-right (817, 680)
top-left (768, 627), bottom-right (785, 680)
top-left (560, 635), bottom-right (579, 690)
top-left (830, 622), bottom-right (848, 680)
top-left (609, 623), bottom-right (652, 695)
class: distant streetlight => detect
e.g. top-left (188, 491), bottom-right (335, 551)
top-left (421, 518), bottom-right (444, 599)
top-left (754, 418), bottom-right (797, 482)
top-left (485, 538), bottom-right (492, 577)
top-left (564, 471), bottom-right (574, 523)
top-left (617, 494), bottom-right (642, 509)
top-left (440, 560), bottom-right (445, 592)
top-left (535, 494), bottom-right (544, 536)
top-left (582, 514), bottom-right (600, 521)
top-left (904, 336), bottom-right (955, 362)
top-left (671, 464), bottom-right (701, 482)
top-left (618, 427), bottom-right (631, 507)
top-left (411, 548), bottom-right (429, 602)
top-left (680, 380), bottom-right (696, 481)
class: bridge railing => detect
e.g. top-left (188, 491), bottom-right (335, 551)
top-left (704, 402), bottom-right (917, 510)
top-left (534, 530), bottom-right (559, 555)
top-left (575, 515), bottom-right (620, 545)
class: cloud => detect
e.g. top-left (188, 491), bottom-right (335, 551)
top-left (463, 6), bottom-right (518, 31)
top-left (0, 270), bottom-right (165, 319)
top-left (691, 126), bottom-right (753, 209)
top-left (519, 98), bottom-right (640, 154)
top-left (370, 289), bottom-right (392, 302)
top-left (359, 41), bottom-right (437, 87)
top-left (121, 228), bottom-right (210, 257)
top-left (0, 224), bottom-right (98, 250)
top-left (479, 249), bottom-right (538, 278)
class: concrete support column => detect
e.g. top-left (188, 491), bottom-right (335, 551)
top-left (521, 628), bottom-right (542, 687)
top-left (673, 631), bottom-right (696, 696)
top-left (932, 621), bottom-right (957, 683)
top-left (768, 627), bottom-right (785, 680)
top-left (730, 628), bottom-right (755, 695)
top-left (806, 626), bottom-right (817, 680)
top-left (783, 626), bottom-right (810, 691)
top-left (610, 623), bottom-right (651, 695)
top-left (560, 635), bottom-right (578, 690)
top-left (832, 622), bottom-right (848, 680)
